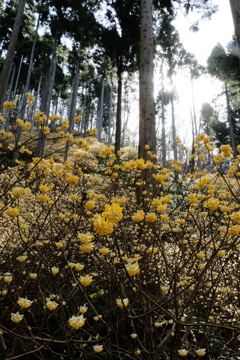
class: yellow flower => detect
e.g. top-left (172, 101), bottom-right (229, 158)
top-left (74, 115), bottom-right (82, 121)
top-left (84, 200), bottom-right (96, 210)
top-left (93, 345), bottom-right (103, 353)
top-left (79, 275), bottom-right (93, 286)
top-left (3, 101), bottom-right (16, 109)
top-left (78, 233), bottom-right (94, 244)
top-left (196, 349), bottom-right (206, 356)
top-left (66, 174), bottom-right (79, 186)
top-left (93, 215), bottom-right (114, 235)
top-left (51, 267), bottom-right (59, 275)
top-left (49, 115), bottom-right (60, 121)
top-left (148, 246), bottom-right (158, 254)
top-left (11, 312), bottom-right (24, 323)
top-left (29, 273), bottom-right (37, 279)
top-left (75, 263), bottom-right (85, 271)
top-left (198, 154), bottom-right (205, 161)
top-left (178, 349), bottom-right (188, 356)
top-left (80, 242), bottom-right (95, 253)
top-left (5, 207), bottom-right (19, 217)
top-left (4, 275), bottom-right (12, 283)
top-left (204, 197), bottom-right (220, 211)
top-left (145, 212), bottom-right (157, 222)
top-left (16, 255), bottom-right (27, 262)
top-left (61, 118), bottom-right (69, 129)
top-left (217, 250), bottom-right (226, 257)
top-left (79, 305), bottom-right (88, 314)
top-left (69, 314), bottom-right (85, 329)
top-left (132, 210), bottom-right (145, 222)
top-left (116, 298), bottom-right (129, 308)
top-left (131, 333), bottom-right (137, 338)
top-left (46, 298), bottom-right (58, 310)
top-left (196, 252), bottom-right (205, 259)
top-left (135, 349), bottom-right (141, 355)
top-left (126, 262), bottom-right (139, 276)
top-left (99, 247), bottom-right (110, 255)
top-left (38, 194), bottom-right (49, 203)
top-left (17, 297), bottom-right (33, 309)
top-left (0, 290), bottom-right (7, 295)
top-left (102, 203), bottom-right (123, 224)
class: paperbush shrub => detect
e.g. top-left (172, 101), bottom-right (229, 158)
top-left (0, 101), bottom-right (240, 359)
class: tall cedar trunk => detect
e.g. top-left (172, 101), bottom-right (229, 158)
top-left (138, 0), bottom-right (156, 207)
top-left (161, 63), bottom-right (166, 167)
top-left (229, 0), bottom-right (240, 46)
top-left (169, 72), bottom-right (178, 161)
top-left (36, 41), bottom-right (57, 158)
top-left (108, 83), bottom-right (113, 146)
top-left (139, 0), bottom-right (156, 159)
top-left (115, 62), bottom-right (123, 155)
top-left (225, 83), bottom-right (236, 155)
top-left (191, 75), bottom-right (197, 136)
top-left (64, 57), bottom-right (80, 162)
top-left (0, 0), bottom-right (27, 110)
top-left (12, 16), bottom-right (39, 164)
top-left (31, 72), bottom-right (42, 131)
top-left (170, 92), bottom-right (178, 161)
top-left (98, 78), bottom-right (104, 142)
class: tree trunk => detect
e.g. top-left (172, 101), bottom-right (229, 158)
top-left (64, 56), bottom-right (80, 162)
top-left (108, 83), bottom-right (113, 146)
top-left (115, 62), bottom-right (123, 155)
top-left (138, 0), bottom-right (156, 207)
top-left (161, 63), bottom-right (167, 167)
top-left (12, 15), bottom-right (40, 164)
top-left (0, 0), bottom-right (27, 110)
top-left (225, 83), bottom-right (236, 155)
top-left (170, 91), bottom-right (178, 161)
top-left (191, 75), bottom-right (198, 137)
top-left (97, 77), bottom-right (104, 142)
top-left (229, 0), bottom-right (240, 46)
top-left (31, 72), bottom-right (42, 131)
top-left (139, 0), bottom-right (156, 160)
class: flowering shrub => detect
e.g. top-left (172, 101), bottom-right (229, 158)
top-left (0, 106), bottom-right (240, 359)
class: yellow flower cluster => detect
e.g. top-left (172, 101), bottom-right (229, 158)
top-left (68, 314), bottom-right (85, 329)
top-left (17, 297), bottom-right (33, 309)
top-left (116, 298), bottom-right (129, 308)
top-left (16, 119), bottom-right (32, 131)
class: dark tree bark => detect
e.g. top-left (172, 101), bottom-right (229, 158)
top-left (0, 0), bottom-right (27, 110)
top-left (139, 0), bottom-right (156, 160)
top-left (115, 60), bottom-right (123, 155)
top-left (229, 0), bottom-right (240, 46)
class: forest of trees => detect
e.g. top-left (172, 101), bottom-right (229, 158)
top-left (0, 0), bottom-right (239, 162)
top-left (1, 2), bottom-right (240, 359)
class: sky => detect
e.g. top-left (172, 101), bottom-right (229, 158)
top-left (164, 0), bottom-right (235, 146)
top-left (126, 1), bottom-right (236, 148)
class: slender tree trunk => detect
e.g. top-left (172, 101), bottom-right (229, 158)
top-left (64, 56), bottom-right (80, 162)
top-left (13, 55), bottom-right (23, 100)
top-left (225, 83), bottom-right (236, 155)
top-left (98, 78), bottom-right (104, 142)
top-left (108, 83), bottom-right (113, 146)
top-left (0, 0), bottom-right (27, 110)
top-left (139, 0), bottom-right (156, 160)
top-left (12, 16), bottom-right (40, 164)
top-left (191, 75), bottom-right (198, 136)
top-left (168, 71), bottom-right (178, 161)
top-left (115, 62), bottom-right (123, 155)
top-left (19, 15), bottom-right (39, 120)
top-left (138, 0), bottom-right (156, 207)
top-left (229, 0), bottom-right (240, 46)
top-left (161, 63), bottom-right (167, 167)
top-left (31, 73), bottom-right (42, 132)
top-left (170, 91), bottom-right (178, 161)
